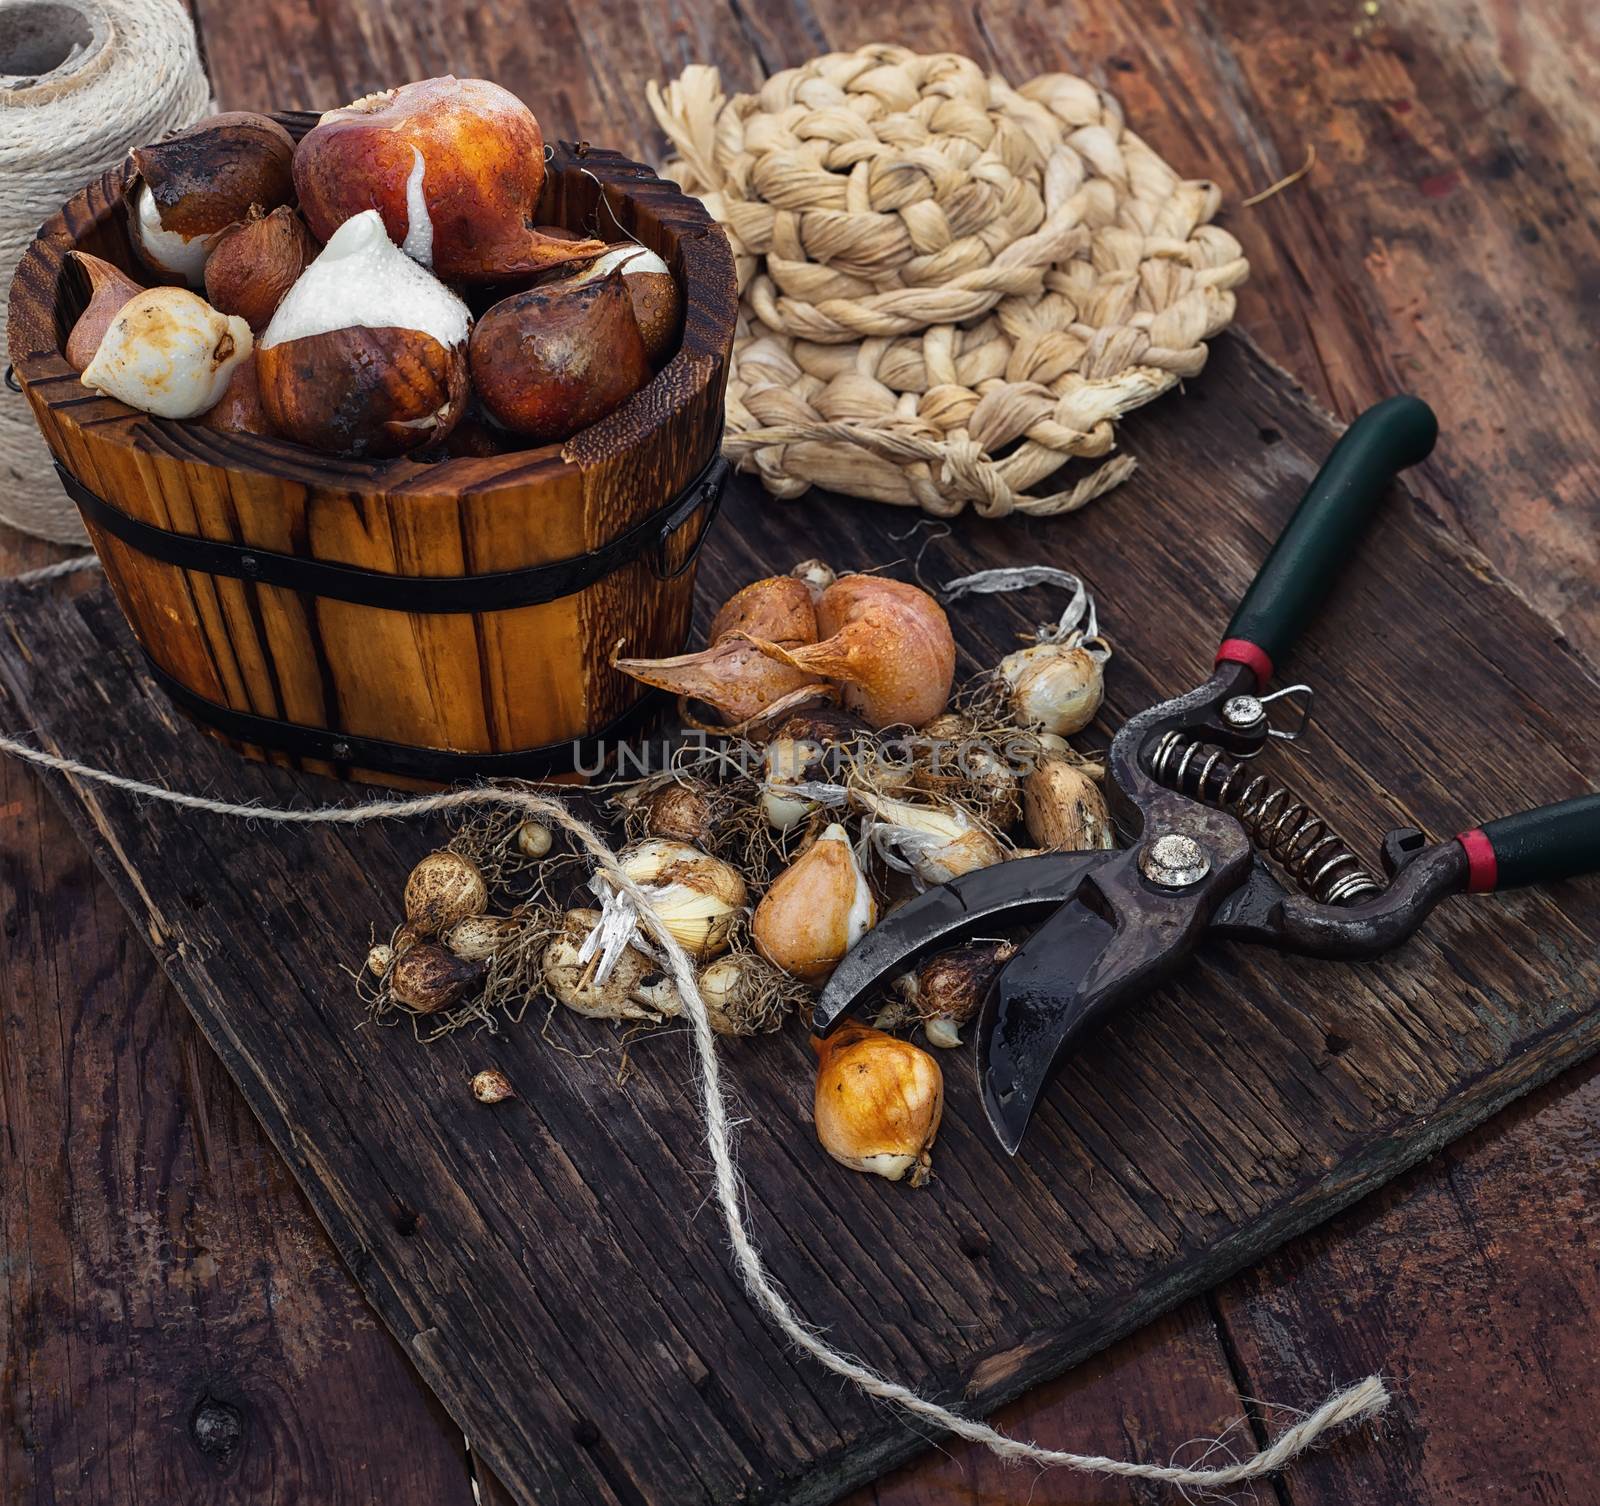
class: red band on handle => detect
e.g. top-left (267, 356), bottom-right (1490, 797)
top-left (1457, 827), bottom-right (1498, 893)
top-left (1215, 638), bottom-right (1274, 686)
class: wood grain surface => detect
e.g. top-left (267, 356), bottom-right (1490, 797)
top-left (3, 2), bottom-right (1597, 1503)
top-left (4, 332), bottom-right (1598, 1505)
top-left (8, 138), bottom-right (733, 776)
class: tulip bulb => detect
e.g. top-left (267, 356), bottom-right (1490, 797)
top-left (204, 205), bottom-right (317, 334)
top-left (65, 252), bottom-right (142, 372)
top-left (853, 791), bottom-right (1007, 886)
top-left (1023, 755), bottom-right (1115, 851)
top-left (813, 1022), bottom-right (943, 1185)
top-left (390, 942), bottom-right (483, 1013)
top-left (999, 642), bottom-right (1105, 735)
top-left (469, 273), bottom-right (651, 442)
top-left (257, 210), bottom-right (470, 455)
top-left (131, 112), bottom-right (296, 285)
top-left (404, 850), bottom-right (488, 937)
top-left (752, 823), bottom-right (875, 984)
top-left (470, 1069), bottom-right (515, 1104)
top-left (198, 352), bottom-right (271, 435)
top-left (541, 910), bottom-right (678, 1022)
top-left (750, 575), bottom-right (955, 729)
top-left (888, 940), bottom-right (1018, 1048)
top-left (80, 287), bottom-right (251, 419)
top-left (562, 244), bottom-right (682, 364)
top-left (615, 575), bottom-right (824, 727)
top-left (294, 76), bottom-right (604, 281)
top-left (613, 839), bottom-right (748, 960)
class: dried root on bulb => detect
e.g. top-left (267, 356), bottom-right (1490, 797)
top-left (610, 771), bottom-right (751, 859)
top-left (697, 950), bottom-right (808, 1036)
top-left (475, 904), bottom-right (565, 1026)
top-left (541, 909), bottom-right (681, 1024)
top-left (358, 903), bottom-right (562, 1041)
top-left (447, 801), bottom-right (575, 902)
top-left (878, 939), bottom-right (1019, 1048)
top-left (905, 711), bottom-right (1025, 829)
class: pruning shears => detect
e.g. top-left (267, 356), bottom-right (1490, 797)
top-left (814, 397), bottom-right (1600, 1153)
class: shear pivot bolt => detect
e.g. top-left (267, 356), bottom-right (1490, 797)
top-left (1223, 695), bottom-right (1265, 730)
top-left (1141, 833), bottom-right (1210, 889)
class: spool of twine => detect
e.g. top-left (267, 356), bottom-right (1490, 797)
top-left (649, 47), bottom-right (1250, 519)
top-left (0, 0), bottom-right (211, 544)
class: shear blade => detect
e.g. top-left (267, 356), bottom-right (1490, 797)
top-left (978, 896), bottom-right (1117, 1154)
top-left (813, 852), bottom-right (1114, 1035)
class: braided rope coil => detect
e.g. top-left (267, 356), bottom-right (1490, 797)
top-left (648, 46), bottom-right (1248, 518)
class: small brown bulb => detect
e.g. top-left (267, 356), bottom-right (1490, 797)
top-left (469, 273), bottom-right (651, 442)
top-left (204, 205), bottom-right (318, 334)
top-left (470, 1069), bottom-right (515, 1104)
top-left (64, 252), bottom-right (142, 372)
top-left (403, 851), bottom-right (488, 937)
top-left (389, 942), bottom-right (483, 1014)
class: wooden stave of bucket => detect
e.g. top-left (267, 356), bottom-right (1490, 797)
top-left (6, 114), bottom-right (739, 787)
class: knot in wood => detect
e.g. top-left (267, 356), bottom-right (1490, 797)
top-left (189, 1394), bottom-right (245, 1460)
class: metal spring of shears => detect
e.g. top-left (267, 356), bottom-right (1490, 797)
top-left (1148, 731), bottom-right (1382, 905)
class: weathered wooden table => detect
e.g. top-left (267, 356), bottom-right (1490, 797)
top-left (4, 3), bottom-right (1596, 1503)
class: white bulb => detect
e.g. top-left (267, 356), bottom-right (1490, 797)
top-left (262, 210), bottom-right (469, 351)
top-left (81, 288), bottom-right (251, 420)
top-left (134, 184), bottom-right (212, 286)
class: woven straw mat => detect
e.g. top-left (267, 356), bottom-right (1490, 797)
top-left (647, 46), bottom-right (1249, 520)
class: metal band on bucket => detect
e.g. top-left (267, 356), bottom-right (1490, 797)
top-left (56, 451), bottom-right (727, 612)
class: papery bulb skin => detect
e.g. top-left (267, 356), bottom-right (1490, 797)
top-left (812, 1022), bottom-right (943, 1185)
top-left (614, 839), bottom-right (748, 960)
top-left (614, 575), bottom-right (824, 726)
top-left (468, 273), bottom-right (650, 442)
top-left (749, 575), bottom-right (956, 729)
top-left (752, 824), bottom-right (875, 984)
top-left (294, 76), bottom-right (605, 280)
top-left (65, 252), bottom-right (143, 371)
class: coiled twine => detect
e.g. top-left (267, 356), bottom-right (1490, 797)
top-left (0, 0), bottom-right (211, 543)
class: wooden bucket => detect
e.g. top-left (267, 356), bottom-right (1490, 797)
top-left (6, 113), bottom-right (738, 787)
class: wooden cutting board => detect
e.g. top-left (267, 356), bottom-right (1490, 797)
top-left (2, 335), bottom-right (1597, 1506)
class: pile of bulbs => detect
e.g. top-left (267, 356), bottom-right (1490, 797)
top-left (362, 559), bottom-right (1116, 1193)
top-left (66, 77), bottom-right (681, 457)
